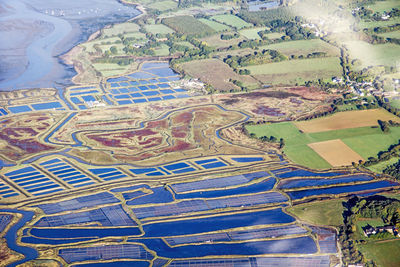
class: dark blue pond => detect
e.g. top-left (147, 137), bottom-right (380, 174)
top-left (126, 187), bottom-right (173, 205)
top-left (276, 169), bottom-right (347, 179)
top-left (142, 208), bottom-right (294, 237)
top-left (21, 236), bottom-right (93, 245)
top-left (278, 175), bottom-right (374, 189)
top-left (174, 177), bottom-right (276, 199)
top-left (73, 261), bottom-right (150, 267)
top-left (30, 227), bottom-right (141, 239)
top-left (137, 236), bottom-right (317, 258)
top-left (287, 180), bottom-right (399, 200)
top-left (231, 157), bottom-right (264, 162)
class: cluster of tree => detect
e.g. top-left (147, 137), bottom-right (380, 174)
top-left (377, 119), bottom-right (400, 133)
top-left (359, 140), bottom-right (400, 168)
top-left (230, 79), bottom-right (248, 91)
top-left (383, 159), bottom-right (400, 179)
top-left (353, 6), bottom-right (399, 21)
top-left (376, 96), bottom-right (400, 117)
top-left (248, 133), bottom-right (285, 148)
top-left (220, 33), bottom-right (240, 40)
top-left (224, 49), bottom-right (287, 70)
top-left (339, 196), bottom-right (400, 266)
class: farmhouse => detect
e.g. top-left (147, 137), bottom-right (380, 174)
top-left (363, 225), bottom-right (399, 237)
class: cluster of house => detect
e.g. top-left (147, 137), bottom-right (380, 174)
top-left (363, 225), bottom-right (400, 237)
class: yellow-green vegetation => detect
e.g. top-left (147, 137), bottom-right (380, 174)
top-left (378, 30), bottom-right (400, 39)
top-left (359, 17), bottom-right (400, 29)
top-left (259, 39), bottom-right (340, 57)
top-left (101, 22), bottom-right (140, 37)
top-left (153, 44), bottom-right (170, 56)
top-left (162, 16), bottom-right (215, 36)
top-left (345, 41), bottom-right (400, 68)
top-left (92, 62), bottom-right (138, 77)
top-left (368, 0), bottom-right (399, 13)
top-left (144, 23), bottom-right (175, 35)
top-left (246, 109), bottom-right (400, 169)
top-left (244, 57), bottom-right (342, 85)
top-left (211, 14), bottom-right (252, 29)
top-left (287, 199), bottom-right (345, 226)
top-left (147, 0), bottom-right (177, 11)
top-left (198, 18), bottom-right (231, 32)
top-left (359, 238), bottom-right (400, 267)
top-left (200, 33), bottom-right (245, 49)
top-left (367, 157), bottom-right (400, 173)
top-left (239, 27), bottom-right (267, 39)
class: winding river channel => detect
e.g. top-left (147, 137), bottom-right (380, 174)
top-left (0, 0), bottom-right (140, 91)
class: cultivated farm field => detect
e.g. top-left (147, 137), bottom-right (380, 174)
top-left (246, 109), bottom-right (400, 169)
top-left (259, 39), bottom-right (340, 57)
top-left (162, 16), bottom-right (215, 36)
top-left (245, 57), bottom-right (342, 85)
top-left (211, 14), bottom-right (252, 29)
top-left (308, 139), bottom-right (364, 167)
top-left (294, 109), bottom-right (400, 133)
top-left (198, 18), bottom-right (231, 32)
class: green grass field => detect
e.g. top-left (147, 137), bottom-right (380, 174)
top-left (244, 57), bottom-right (342, 86)
top-left (246, 118), bottom-right (400, 169)
top-left (259, 39), bottom-right (340, 57)
top-left (153, 44), bottom-right (170, 56)
top-left (101, 22), bottom-right (140, 37)
top-left (345, 41), bottom-right (400, 68)
top-left (378, 30), bottom-right (400, 39)
top-left (287, 199), bottom-right (345, 226)
top-left (368, 0), bottom-right (399, 13)
top-left (359, 17), bottom-right (400, 29)
top-left (359, 240), bottom-right (400, 267)
top-left (211, 14), bottom-right (252, 29)
top-left (144, 24), bottom-right (175, 35)
top-left (390, 99), bottom-right (400, 109)
top-left (123, 32), bottom-right (147, 40)
top-left (244, 57), bottom-right (341, 75)
top-left (198, 18), bottom-right (231, 32)
top-left (148, 0), bottom-right (177, 11)
top-left (162, 16), bottom-right (215, 36)
top-left (239, 27), bottom-right (266, 39)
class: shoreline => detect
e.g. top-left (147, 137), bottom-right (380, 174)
top-left (62, 0), bottom-right (146, 86)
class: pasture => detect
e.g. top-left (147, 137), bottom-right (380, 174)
top-left (259, 39), bottom-right (340, 57)
top-left (198, 18), bottom-right (231, 32)
top-left (148, 0), bottom-right (177, 11)
top-left (246, 109), bottom-right (400, 168)
top-left (294, 109), bottom-right (400, 133)
top-left (144, 24), bottom-right (175, 35)
top-left (344, 41), bottom-right (400, 68)
top-left (367, 0), bottom-right (399, 13)
top-left (287, 199), bottom-right (344, 226)
top-left (244, 57), bottom-right (342, 85)
top-left (101, 22), bottom-right (140, 37)
top-left (359, 240), bottom-right (400, 267)
top-left (239, 27), bottom-right (267, 39)
top-left (200, 33), bottom-right (246, 49)
top-left (378, 30), bottom-right (400, 39)
top-left (162, 16), bottom-right (215, 36)
top-left (308, 139), bottom-right (364, 167)
top-left (359, 17), bottom-right (400, 29)
top-left (211, 14), bottom-right (252, 29)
